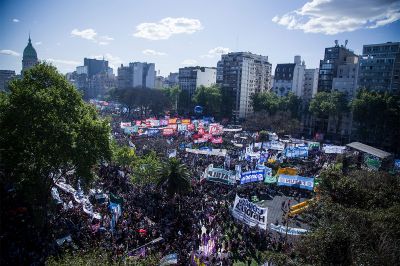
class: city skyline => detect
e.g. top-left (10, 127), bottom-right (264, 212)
top-left (0, 0), bottom-right (399, 76)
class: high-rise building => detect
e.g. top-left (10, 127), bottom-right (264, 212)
top-left (155, 76), bottom-right (165, 89)
top-left (272, 56), bottom-right (306, 97)
top-left (83, 58), bottom-right (111, 78)
top-left (332, 55), bottom-right (359, 99)
top-left (66, 58), bottom-right (115, 100)
top-left (117, 62), bottom-right (155, 89)
top-left (318, 41), bottom-right (357, 92)
top-left (0, 70), bottom-right (16, 92)
top-left (303, 69), bottom-right (319, 101)
top-left (358, 42), bottom-right (400, 93)
top-left (164, 72), bottom-right (179, 88)
top-left (218, 52), bottom-right (272, 121)
top-left (178, 66), bottom-right (216, 100)
top-left (22, 35), bottom-right (38, 73)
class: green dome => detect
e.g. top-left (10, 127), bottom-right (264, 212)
top-left (23, 37), bottom-right (37, 59)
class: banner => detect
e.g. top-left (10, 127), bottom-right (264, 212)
top-left (177, 124), bottom-right (187, 132)
top-left (308, 141), bottom-right (320, 150)
top-left (269, 223), bottom-right (308, 235)
top-left (186, 148), bottom-right (227, 157)
top-left (151, 119), bottom-right (160, 127)
top-left (364, 155), bottom-right (381, 170)
top-left (276, 167), bottom-right (297, 176)
top-left (395, 159), bottom-right (400, 171)
top-left (124, 126), bottom-right (138, 134)
top-left (263, 167), bottom-right (276, 183)
top-left (160, 119), bottom-right (168, 126)
top-left (211, 136), bottom-right (223, 144)
top-left (148, 128), bottom-right (160, 136)
top-left (277, 175), bottom-right (314, 191)
top-left (285, 146), bottom-right (308, 158)
top-left (120, 122), bottom-right (131, 129)
top-left (181, 119), bottom-right (191, 125)
top-left (265, 141), bottom-right (285, 151)
top-left (168, 118), bottom-right (177, 124)
top-left (240, 169), bottom-right (265, 184)
top-left (209, 123), bottom-right (223, 135)
top-left (322, 144), bottom-right (346, 154)
top-left (163, 128), bottom-right (174, 136)
top-left (232, 195), bottom-right (267, 230)
top-left (203, 165), bottom-right (235, 185)
top-left (159, 253), bottom-right (178, 266)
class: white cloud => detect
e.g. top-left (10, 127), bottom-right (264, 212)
top-left (181, 59), bottom-right (198, 66)
top-left (46, 58), bottom-right (80, 66)
top-left (272, 0), bottom-right (400, 35)
top-left (200, 46), bottom-right (230, 58)
top-left (71, 29), bottom-right (114, 45)
top-left (0, 49), bottom-right (20, 56)
top-left (71, 28), bottom-right (97, 40)
top-left (35, 41), bottom-right (42, 46)
top-left (93, 53), bottom-right (123, 70)
top-left (12, 18), bottom-right (19, 23)
top-left (142, 49), bottom-right (167, 56)
top-left (134, 17), bottom-right (203, 40)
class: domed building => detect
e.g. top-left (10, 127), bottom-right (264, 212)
top-left (22, 35), bottom-right (38, 73)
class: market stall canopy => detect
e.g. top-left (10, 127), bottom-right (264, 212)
top-left (346, 142), bottom-right (391, 160)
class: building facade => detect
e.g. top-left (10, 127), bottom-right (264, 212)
top-left (84, 58), bottom-right (109, 78)
top-left (272, 56), bottom-right (306, 97)
top-left (22, 36), bottom-right (38, 73)
top-left (332, 55), bottom-right (359, 99)
top-left (178, 66), bottom-right (216, 100)
top-left (303, 68), bottom-right (319, 101)
top-left (0, 70), bottom-right (16, 92)
top-left (318, 42), bottom-right (357, 92)
top-left (117, 62), bottom-right (155, 89)
top-left (358, 42), bottom-right (400, 94)
top-left (217, 52), bottom-right (272, 121)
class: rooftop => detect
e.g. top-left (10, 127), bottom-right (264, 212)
top-left (346, 142), bottom-right (392, 159)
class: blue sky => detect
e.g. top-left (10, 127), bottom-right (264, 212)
top-left (1, 0), bottom-right (399, 76)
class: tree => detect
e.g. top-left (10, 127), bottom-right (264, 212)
top-left (296, 167), bottom-right (400, 265)
top-left (111, 140), bottom-right (136, 167)
top-left (131, 151), bottom-right (162, 185)
top-left (243, 111), bottom-right (301, 136)
top-left (0, 63), bottom-right (111, 262)
top-left (157, 158), bottom-right (191, 197)
top-left (162, 86), bottom-right (180, 114)
top-left (352, 90), bottom-right (400, 153)
top-left (193, 85), bottom-right (222, 116)
top-left (250, 92), bottom-right (280, 114)
top-left (309, 91), bottom-right (349, 137)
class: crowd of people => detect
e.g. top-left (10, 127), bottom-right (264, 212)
top-left (1, 110), bottom-right (341, 265)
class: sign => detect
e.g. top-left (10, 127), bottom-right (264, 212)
top-left (124, 126), bottom-right (138, 134)
top-left (168, 118), bottom-right (177, 124)
top-left (308, 141), bottom-right (320, 150)
top-left (263, 167), bottom-right (276, 183)
top-left (269, 223), bottom-right (308, 235)
top-left (177, 124), bottom-right (187, 132)
top-left (181, 119), bottom-right (191, 125)
top-left (232, 195), bottom-right (267, 230)
top-left (120, 122), bottom-right (131, 129)
top-left (163, 128), bottom-right (174, 136)
top-left (203, 165), bottom-right (235, 185)
top-left (240, 169), bottom-right (265, 184)
top-left (211, 136), bottom-right (223, 144)
top-left (322, 144), bottom-right (346, 154)
top-left (265, 141), bottom-right (285, 151)
top-left (276, 167), bottom-right (297, 176)
top-left (285, 146), bottom-right (308, 158)
top-left (364, 155), bottom-right (381, 170)
top-left (209, 123), bottom-right (223, 135)
top-left (148, 128), bottom-right (160, 136)
top-left (277, 175), bottom-right (314, 191)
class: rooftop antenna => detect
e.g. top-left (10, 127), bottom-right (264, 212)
top-left (334, 40), bottom-right (339, 47)
top-left (345, 40), bottom-right (348, 48)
